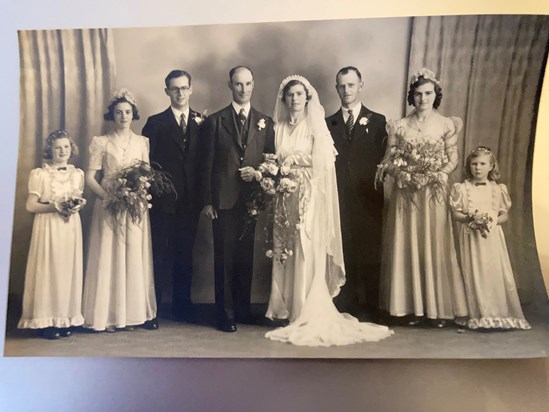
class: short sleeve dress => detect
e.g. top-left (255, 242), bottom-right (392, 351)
top-left (449, 180), bottom-right (531, 329)
top-left (378, 111), bottom-right (468, 321)
top-left (18, 164), bottom-right (85, 329)
top-left (82, 133), bottom-right (157, 331)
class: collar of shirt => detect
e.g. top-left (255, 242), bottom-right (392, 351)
top-left (171, 106), bottom-right (190, 125)
top-left (231, 102), bottom-right (251, 118)
top-left (341, 101), bottom-right (363, 122)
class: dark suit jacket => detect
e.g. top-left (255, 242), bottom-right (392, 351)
top-left (326, 104), bottom-right (387, 205)
top-left (201, 105), bottom-right (275, 210)
top-left (142, 107), bottom-right (204, 214)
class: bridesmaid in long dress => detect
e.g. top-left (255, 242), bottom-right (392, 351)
top-left (18, 130), bottom-right (85, 339)
top-left (265, 75), bottom-right (393, 346)
top-left (378, 68), bottom-right (468, 327)
top-left (82, 89), bottom-right (158, 332)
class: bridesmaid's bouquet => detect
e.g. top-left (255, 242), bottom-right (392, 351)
top-left (54, 195), bottom-right (86, 221)
top-left (243, 153), bottom-right (299, 263)
top-left (104, 160), bottom-right (176, 225)
top-left (465, 210), bottom-right (494, 238)
top-left (375, 139), bottom-right (448, 207)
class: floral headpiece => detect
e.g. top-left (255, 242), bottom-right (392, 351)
top-left (471, 145), bottom-right (495, 159)
top-left (108, 88), bottom-right (137, 107)
top-left (278, 75), bottom-right (312, 94)
top-left (410, 68), bottom-right (440, 86)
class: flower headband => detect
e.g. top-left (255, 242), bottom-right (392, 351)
top-left (470, 145), bottom-right (496, 162)
top-left (278, 75), bottom-right (312, 91)
top-left (410, 68), bottom-right (440, 86)
top-left (108, 88), bottom-right (137, 107)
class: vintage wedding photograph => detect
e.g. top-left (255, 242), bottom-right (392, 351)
top-left (4, 14), bottom-right (549, 358)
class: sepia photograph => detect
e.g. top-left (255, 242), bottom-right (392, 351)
top-left (4, 14), bottom-right (549, 358)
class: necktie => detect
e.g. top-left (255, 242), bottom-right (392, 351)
top-left (180, 113), bottom-right (187, 135)
top-left (180, 113), bottom-right (188, 151)
top-left (474, 182), bottom-right (487, 186)
top-left (238, 108), bottom-right (247, 131)
top-left (345, 109), bottom-right (355, 140)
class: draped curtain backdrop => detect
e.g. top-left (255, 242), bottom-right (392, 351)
top-left (9, 29), bottom-right (116, 298)
top-left (408, 15), bottom-right (549, 304)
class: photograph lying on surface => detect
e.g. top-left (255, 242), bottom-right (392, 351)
top-left (4, 14), bottom-right (549, 358)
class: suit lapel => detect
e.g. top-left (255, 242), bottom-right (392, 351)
top-left (186, 109), bottom-right (199, 150)
top-left (350, 105), bottom-right (372, 143)
top-left (164, 107), bottom-right (186, 153)
top-left (330, 109), bottom-right (348, 146)
top-left (220, 105), bottom-right (242, 149)
top-left (246, 108), bottom-right (259, 148)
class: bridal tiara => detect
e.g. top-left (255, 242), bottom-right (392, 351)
top-left (410, 68), bottom-right (440, 86)
top-left (108, 88), bottom-right (137, 107)
top-left (279, 74), bottom-right (311, 90)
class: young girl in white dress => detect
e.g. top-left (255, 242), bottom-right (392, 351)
top-left (449, 146), bottom-right (531, 330)
top-left (18, 130), bottom-right (86, 340)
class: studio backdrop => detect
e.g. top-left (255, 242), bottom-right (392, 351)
top-left (8, 15), bottom-right (547, 312)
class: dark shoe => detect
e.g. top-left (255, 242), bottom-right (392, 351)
top-left (105, 326), bottom-right (117, 333)
top-left (217, 318), bottom-right (237, 333)
top-left (236, 313), bottom-right (259, 325)
top-left (124, 326), bottom-right (136, 331)
top-left (142, 318), bottom-right (159, 330)
top-left (430, 319), bottom-right (447, 328)
top-left (263, 318), bottom-right (289, 328)
top-left (59, 328), bottom-right (72, 337)
top-left (41, 327), bottom-right (61, 340)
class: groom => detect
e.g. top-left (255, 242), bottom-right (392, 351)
top-left (201, 66), bottom-right (275, 332)
top-left (142, 69), bottom-right (205, 322)
top-left (326, 66), bottom-right (387, 318)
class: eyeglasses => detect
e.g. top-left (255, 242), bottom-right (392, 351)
top-left (167, 86), bottom-right (191, 93)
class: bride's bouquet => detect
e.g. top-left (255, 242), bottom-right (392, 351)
top-left (243, 153), bottom-right (300, 263)
top-left (104, 160), bottom-right (176, 225)
top-left (375, 139), bottom-right (448, 207)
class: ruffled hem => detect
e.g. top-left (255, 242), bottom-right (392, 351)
top-left (18, 314), bottom-right (84, 329)
top-left (467, 317), bottom-right (531, 330)
top-left (83, 315), bottom-right (156, 332)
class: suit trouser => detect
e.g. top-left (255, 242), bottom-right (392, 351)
top-left (335, 194), bottom-right (383, 311)
top-left (212, 198), bottom-right (255, 320)
top-left (150, 208), bottom-right (198, 316)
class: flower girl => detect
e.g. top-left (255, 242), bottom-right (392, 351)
top-left (18, 130), bottom-right (86, 339)
top-left (449, 146), bottom-right (530, 330)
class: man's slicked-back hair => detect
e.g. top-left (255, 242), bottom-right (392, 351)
top-left (336, 66), bottom-right (362, 82)
top-left (229, 65), bottom-right (254, 82)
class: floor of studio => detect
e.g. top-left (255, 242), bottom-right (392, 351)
top-left (4, 304), bottom-right (549, 359)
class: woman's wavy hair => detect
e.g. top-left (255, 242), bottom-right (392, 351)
top-left (407, 76), bottom-right (443, 109)
top-left (43, 129), bottom-right (79, 160)
top-left (104, 90), bottom-right (140, 121)
top-left (281, 79), bottom-right (312, 104)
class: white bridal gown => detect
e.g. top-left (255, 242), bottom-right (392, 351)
top-left (265, 120), bottom-right (394, 346)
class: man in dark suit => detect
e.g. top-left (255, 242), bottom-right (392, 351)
top-left (201, 66), bottom-right (275, 332)
top-left (326, 66), bottom-right (387, 318)
top-left (142, 69), bottom-right (205, 322)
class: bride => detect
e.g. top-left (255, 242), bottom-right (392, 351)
top-left (264, 75), bottom-right (393, 346)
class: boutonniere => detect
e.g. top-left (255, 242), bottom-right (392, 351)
top-left (257, 118), bottom-right (266, 130)
top-left (359, 113), bottom-right (373, 133)
top-left (192, 111), bottom-right (207, 126)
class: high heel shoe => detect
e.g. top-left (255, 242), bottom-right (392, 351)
top-left (41, 327), bottom-right (61, 340)
top-left (59, 328), bottom-right (72, 337)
